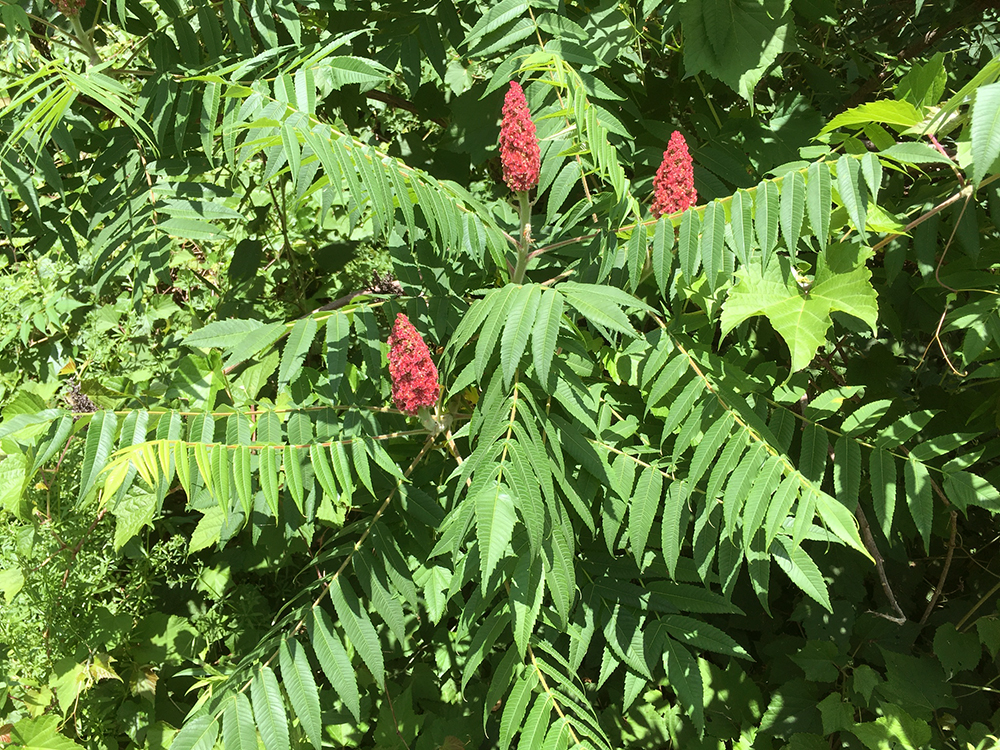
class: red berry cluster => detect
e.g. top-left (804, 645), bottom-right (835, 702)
top-left (387, 313), bottom-right (440, 416)
top-left (499, 82), bottom-right (541, 194)
top-left (51, 0), bottom-right (86, 17)
top-left (651, 131), bottom-right (697, 218)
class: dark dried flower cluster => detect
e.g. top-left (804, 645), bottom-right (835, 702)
top-left (499, 82), bottom-right (540, 194)
top-left (51, 0), bottom-right (86, 17)
top-left (387, 313), bottom-right (440, 416)
top-left (64, 378), bottom-right (96, 415)
top-left (651, 131), bottom-right (697, 218)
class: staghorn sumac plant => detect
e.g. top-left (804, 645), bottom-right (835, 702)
top-left (3, 3), bottom-right (1000, 750)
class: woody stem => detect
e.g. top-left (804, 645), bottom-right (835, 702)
top-left (511, 191), bottom-right (531, 284)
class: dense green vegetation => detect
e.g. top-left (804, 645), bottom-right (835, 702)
top-left (2, 1), bottom-right (1000, 748)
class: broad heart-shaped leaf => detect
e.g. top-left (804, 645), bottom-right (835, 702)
top-left (720, 243), bottom-right (878, 372)
top-left (10, 715), bottom-right (84, 750)
top-left (679, 0), bottom-right (793, 102)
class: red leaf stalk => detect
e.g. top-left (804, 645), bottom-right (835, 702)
top-left (499, 82), bottom-right (541, 194)
top-left (387, 313), bottom-right (440, 416)
top-left (651, 131), bottom-right (697, 218)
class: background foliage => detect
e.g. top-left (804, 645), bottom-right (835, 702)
top-left (2, 1), bottom-right (1000, 749)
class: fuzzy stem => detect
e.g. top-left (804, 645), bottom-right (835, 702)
top-left (68, 14), bottom-right (100, 66)
top-left (511, 191), bottom-right (531, 284)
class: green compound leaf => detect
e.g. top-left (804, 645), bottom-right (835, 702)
top-left (531, 287), bottom-right (564, 385)
top-left (905, 455), bottom-right (933, 554)
top-left (308, 608), bottom-right (360, 721)
top-left (774, 537), bottom-right (832, 611)
top-left (806, 161), bottom-right (832, 250)
top-left (251, 667), bottom-right (289, 750)
top-left (279, 638), bottom-right (322, 750)
top-left (499, 672), bottom-right (539, 750)
top-left (501, 284), bottom-right (541, 386)
top-left (629, 466), bottom-right (663, 567)
top-left (222, 694), bottom-right (257, 750)
top-left (679, 0), bottom-right (793, 102)
top-left (720, 244), bottom-right (878, 372)
top-left (80, 411), bottom-right (120, 503)
top-left (780, 170), bottom-right (806, 258)
top-left (278, 316), bottom-right (317, 390)
top-left (652, 215), bottom-right (675, 295)
top-left (475, 479), bottom-right (517, 589)
top-left (330, 577), bottom-right (384, 687)
top-left (821, 99), bottom-right (923, 133)
top-left (971, 82), bottom-right (1000, 186)
top-left (662, 637), bottom-right (705, 736)
top-left (167, 715), bottom-right (219, 750)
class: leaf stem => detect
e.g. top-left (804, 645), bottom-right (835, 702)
top-left (511, 191), bottom-right (532, 283)
top-left (68, 14), bottom-right (100, 67)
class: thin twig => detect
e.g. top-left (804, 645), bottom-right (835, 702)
top-left (914, 189), bottom-right (973, 376)
top-left (955, 578), bottom-right (1000, 632)
top-left (384, 684), bottom-right (413, 750)
top-left (855, 504), bottom-right (906, 624)
top-left (920, 509), bottom-right (958, 625)
top-left (869, 176), bottom-right (998, 255)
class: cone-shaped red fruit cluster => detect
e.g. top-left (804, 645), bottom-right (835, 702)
top-left (51, 0), bottom-right (86, 16)
top-left (499, 82), bottom-right (541, 194)
top-left (387, 313), bottom-right (440, 416)
top-left (651, 131), bottom-right (697, 218)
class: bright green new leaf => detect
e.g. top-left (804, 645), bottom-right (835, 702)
top-left (821, 99), bottom-right (923, 133)
top-left (720, 245), bottom-right (878, 372)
